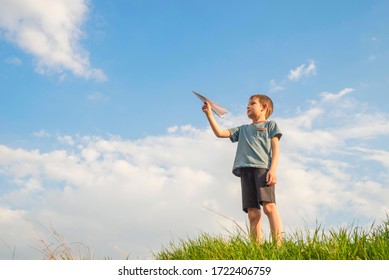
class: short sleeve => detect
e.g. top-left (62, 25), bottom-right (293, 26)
top-left (268, 120), bottom-right (282, 139)
top-left (228, 127), bottom-right (240, 143)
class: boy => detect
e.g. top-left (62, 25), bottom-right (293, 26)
top-left (202, 94), bottom-right (283, 245)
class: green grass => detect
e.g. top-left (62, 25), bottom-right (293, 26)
top-left (154, 217), bottom-right (389, 260)
top-left (26, 216), bottom-right (388, 260)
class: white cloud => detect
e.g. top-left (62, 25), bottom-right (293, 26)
top-left (167, 126), bottom-right (179, 133)
top-left (33, 130), bottom-right (50, 138)
top-left (269, 79), bottom-right (284, 93)
top-left (281, 107), bottom-right (323, 129)
top-left (351, 147), bottom-right (389, 169)
top-left (0, 133), bottom-right (240, 259)
top-left (0, 0), bottom-right (106, 80)
top-left (0, 92), bottom-right (388, 259)
top-left (4, 56), bottom-right (23, 66)
top-left (320, 88), bottom-right (354, 102)
top-left (288, 61), bottom-right (317, 81)
top-left (57, 135), bottom-right (75, 146)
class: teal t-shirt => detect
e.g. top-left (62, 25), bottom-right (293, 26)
top-left (228, 120), bottom-right (282, 177)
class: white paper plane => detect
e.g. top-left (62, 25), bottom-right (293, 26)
top-left (193, 90), bottom-right (228, 118)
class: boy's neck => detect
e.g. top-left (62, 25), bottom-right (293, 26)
top-left (251, 116), bottom-right (267, 124)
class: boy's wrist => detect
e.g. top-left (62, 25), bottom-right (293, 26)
top-left (205, 111), bottom-right (213, 119)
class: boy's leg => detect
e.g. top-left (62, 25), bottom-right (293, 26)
top-left (263, 202), bottom-right (282, 245)
top-left (247, 208), bottom-right (263, 243)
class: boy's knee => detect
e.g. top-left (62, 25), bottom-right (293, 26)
top-left (263, 203), bottom-right (276, 216)
top-left (248, 208), bottom-right (261, 223)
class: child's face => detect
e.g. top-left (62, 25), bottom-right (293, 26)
top-left (247, 97), bottom-right (264, 119)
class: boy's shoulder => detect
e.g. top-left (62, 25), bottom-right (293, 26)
top-left (266, 119), bottom-right (277, 124)
top-left (265, 119), bottom-right (279, 128)
top-left (234, 120), bottom-right (279, 130)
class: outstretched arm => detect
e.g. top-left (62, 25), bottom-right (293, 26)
top-left (202, 101), bottom-right (231, 138)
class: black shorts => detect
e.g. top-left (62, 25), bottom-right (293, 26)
top-left (240, 167), bottom-right (276, 213)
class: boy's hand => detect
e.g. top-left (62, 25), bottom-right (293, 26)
top-left (266, 170), bottom-right (277, 185)
top-left (202, 101), bottom-right (212, 117)
top-left (202, 100), bottom-right (230, 138)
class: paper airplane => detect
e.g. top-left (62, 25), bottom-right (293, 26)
top-left (193, 90), bottom-right (228, 118)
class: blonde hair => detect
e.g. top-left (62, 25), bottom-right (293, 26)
top-left (249, 94), bottom-right (274, 119)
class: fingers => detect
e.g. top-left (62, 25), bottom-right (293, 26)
top-left (202, 101), bottom-right (211, 113)
top-left (266, 171), bottom-right (277, 185)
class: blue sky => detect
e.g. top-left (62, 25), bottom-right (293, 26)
top-left (0, 0), bottom-right (388, 259)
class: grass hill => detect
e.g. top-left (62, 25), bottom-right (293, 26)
top-left (155, 217), bottom-right (389, 260)
top-left (32, 216), bottom-right (388, 260)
